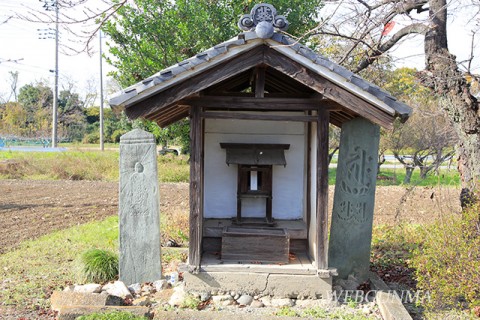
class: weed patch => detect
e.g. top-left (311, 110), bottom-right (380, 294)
top-left (275, 306), bottom-right (299, 317)
top-left (274, 306), bottom-right (375, 319)
top-left (370, 224), bottom-right (420, 288)
top-left (0, 214), bottom-right (187, 312)
top-left (410, 205), bottom-right (480, 311)
top-left (160, 208), bottom-right (189, 247)
top-left (157, 155), bottom-right (189, 183)
top-left (77, 311), bottom-right (148, 320)
top-left (0, 150), bottom-right (190, 182)
top-left (0, 150), bottom-right (119, 181)
top-left (0, 216), bottom-right (118, 310)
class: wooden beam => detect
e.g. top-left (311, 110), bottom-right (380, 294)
top-left (202, 92), bottom-right (314, 98)
top-left (125, 45), bottom-right (266, 120)
top-left (185, 96), bottom-right (341, 111)
top-left (188, 105), bottom-right (203, 273)
top-left (316, 109), bottom-right (329, 270)
top-left (201, 111), bottom-right (318, 122)
top-left (263, 48), bottom-right (394, 129)
top-left (255, 66), bottom-right (266, 98)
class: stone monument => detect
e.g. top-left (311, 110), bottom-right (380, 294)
top-left (119, 129), bottom-right (162, 284)
top-left (328, 118), bottom-right (380, 279)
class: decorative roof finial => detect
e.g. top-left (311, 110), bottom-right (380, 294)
top-left (238, 3), bottom-right (289, 39)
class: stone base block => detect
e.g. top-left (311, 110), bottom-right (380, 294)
top-left (50, 291), bottom-right (124, 311)
top-left (183, 271), bottom-right (332, 299)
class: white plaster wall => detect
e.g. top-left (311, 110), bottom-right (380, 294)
top-left (204, 113), bottom-right (305, 220)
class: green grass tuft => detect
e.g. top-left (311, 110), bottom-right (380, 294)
top-left (76, 248), bottom-right (119, 284)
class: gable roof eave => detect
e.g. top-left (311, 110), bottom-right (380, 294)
top-left (264, 36), bottom-right (412, 121)
top-left (109, 36), bottom-right (264, 109)
top-left (108, 32), bottom-right (412, 127)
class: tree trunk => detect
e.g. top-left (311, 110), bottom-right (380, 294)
top-left (422, 0), bottom-right (480, 198)
top-left (377, 152), bottom-right (385, 173)
top-left (419, 166), bottom-right (428, 180)
top-left (404, 165), bottom-right (415, 184)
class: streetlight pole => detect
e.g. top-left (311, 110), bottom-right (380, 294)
top-left (40, 0), bottom-right (59, 148)
top-left (99, 30), bottom-right (104, 151)
top-left (52, 1), bottom-right (59, 147)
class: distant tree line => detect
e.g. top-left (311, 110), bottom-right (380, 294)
top-left (0, 82), bottom-right (119, 143)
top-left (0, 81), bottom-right (191, 151)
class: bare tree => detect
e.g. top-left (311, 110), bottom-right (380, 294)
top-left (82, 76), bottom-right (98, 108)
top-left (386, 100), bottom-right (456, 183)
top-left (316, 0), bottom-right (480, 199)
top-left (8, 71), bottom-right (19, 102)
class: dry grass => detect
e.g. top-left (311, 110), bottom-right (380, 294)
top-left (0, 150), bottom-right (189, 182)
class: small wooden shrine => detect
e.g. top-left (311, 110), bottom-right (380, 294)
top-left (110, 3), bottom-right (411, 297)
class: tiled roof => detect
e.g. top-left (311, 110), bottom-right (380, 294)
top-left (109, 31), bottom-right (412, 122)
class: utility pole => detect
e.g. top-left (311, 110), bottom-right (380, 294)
top-left (99, 30), bottom-right (104, 151)
top-left (40, 0), bottom-right (59, 148)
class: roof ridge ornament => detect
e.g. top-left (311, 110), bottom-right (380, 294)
top-left (238, 3), bottom-right (289, 39)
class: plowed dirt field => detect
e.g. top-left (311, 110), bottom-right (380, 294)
top-left (0, 180), bottom-right (461, 254)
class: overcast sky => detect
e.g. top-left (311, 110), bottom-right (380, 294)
top-left (0, 0), bottom-right (114, 103)
top-left (1, 0), bottom-right (479, 104)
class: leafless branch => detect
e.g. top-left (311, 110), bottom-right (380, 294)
top-left (1, 16), bottom-right (13, 25)
top-left (467, 31), bottom-right (476, 74)
top-left (16, 0), bottom-right (127, 56)
top-left (312, 1), bottom-right (434, 71)
top-left (355, 23), bottom-right (429, 72)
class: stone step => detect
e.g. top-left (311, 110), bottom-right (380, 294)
top-left (50, 291), bottom-right (125, 311)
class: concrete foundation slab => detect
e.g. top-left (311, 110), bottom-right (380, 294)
top-left (183, 271), bottom-right (331, 299)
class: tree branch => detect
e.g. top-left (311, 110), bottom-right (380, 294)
top-left (16, 0), bottom-right (128, 55)
top-left (354, 23), bottom-right (429, 72)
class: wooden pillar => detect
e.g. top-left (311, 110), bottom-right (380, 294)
top-left (306, 111), bottom-right (312, 246)
top-left (316, 109), bottom-right (329, 270)
top-left (189, 106), bottom-right (203, 273)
